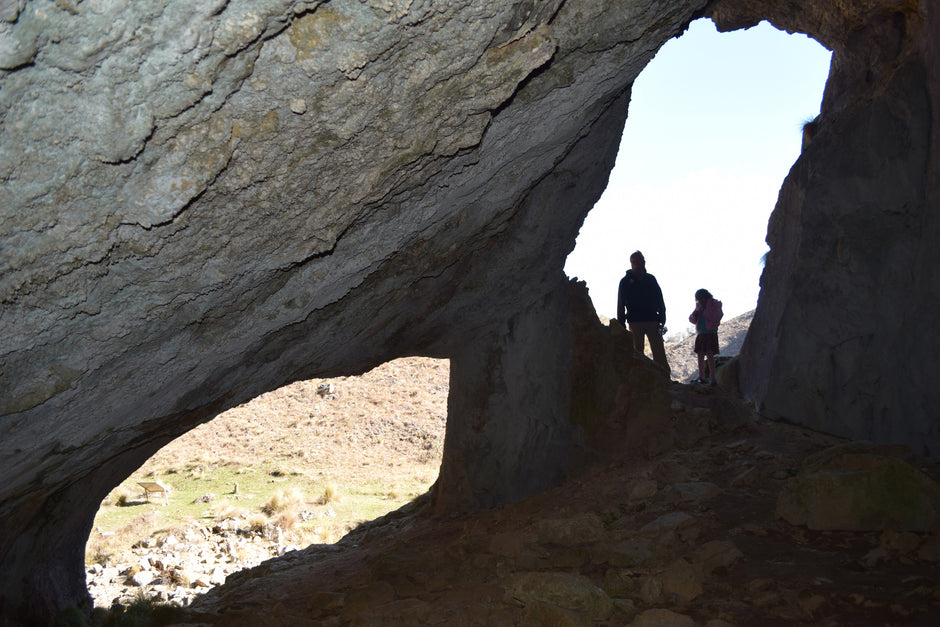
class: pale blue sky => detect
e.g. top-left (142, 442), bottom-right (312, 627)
top-left (564, 19), bottom-right (832, 335)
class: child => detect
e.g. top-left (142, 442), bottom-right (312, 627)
top-left (689, 288), bottom-right (723, 385)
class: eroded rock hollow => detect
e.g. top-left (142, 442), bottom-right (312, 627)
top-left (0, 0), bottom-right (936, 623)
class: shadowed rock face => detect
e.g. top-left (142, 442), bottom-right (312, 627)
top-left (721, 0), bottom-right (940, 456)
top-left (0, 0), bottom-right (935, 622)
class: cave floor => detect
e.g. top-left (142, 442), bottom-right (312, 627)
top-left (164, 384), bottom-right (939, 626)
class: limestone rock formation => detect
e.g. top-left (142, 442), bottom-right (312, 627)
top-left (0, 0), bottom-right (937, 623)
top-left (0, 0), bottom-right (706, 621)
top-left (725, 1), bottom-right (940, 455)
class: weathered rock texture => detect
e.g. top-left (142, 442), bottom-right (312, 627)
top-left (775, 441), bottom-right (940, 531)
top-left (0, 0), bottom-right (937, 623)
top-left (727, 1), bottom-right (940, 455)
top-left (0, 0), bottom-right (707, 621)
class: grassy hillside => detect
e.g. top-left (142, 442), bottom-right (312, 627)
top-left (88, 357), bottom-right (448, 565)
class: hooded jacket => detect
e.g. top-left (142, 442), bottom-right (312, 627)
top-left (689, 297), bottom-right (723, 333)
top-left (617, 270), bottom-right (666, 326)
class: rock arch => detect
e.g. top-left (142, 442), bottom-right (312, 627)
top-left (0, 0), bottom-right (936, 623)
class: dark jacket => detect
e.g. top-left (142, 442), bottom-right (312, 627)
top-left (617, 270), bottom-right (666, 326)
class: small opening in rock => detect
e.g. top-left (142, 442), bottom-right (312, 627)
top-left (565, 19), bottom-right (831, 337)
top-left (85, 357), bottom-right (449, 608)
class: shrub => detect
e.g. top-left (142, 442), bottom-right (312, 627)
top-left (247, 514), bottom-right (267, 533)
top-left (317, 484), bottom-right (340, 505)
top-left (275, 510), bottom-right (298, 532)
top-left (213, 504), bottom-right (248, 521)
top-left (262, 487), bottom-right (305, 516)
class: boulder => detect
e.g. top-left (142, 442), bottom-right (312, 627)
top-left (129, 570), bottom-right (155, 588)
top-left (660, 558), bottom-right (703, 603)
top-left (534, 513), bottom-right (607, 547)
top-left (691, 540), bottom-right (743, 577)
top-left (508, 571), bottom-right (613, 621)
top-left (776, 442), bottom-right (940, 531)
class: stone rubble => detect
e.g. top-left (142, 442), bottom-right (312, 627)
top-left (86, 513), bottom-right (310, 610)
top-left (92, 387), bottom-right (940, 624)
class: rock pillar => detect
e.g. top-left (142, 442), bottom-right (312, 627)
top-left (433, 277), bottom-right (582, 510)
top-left (727, 2), bottom-right (940, 454)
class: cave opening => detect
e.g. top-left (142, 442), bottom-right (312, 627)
top-left (565, 18), bottom-right (831, 339)
top-left (84, 357), bottom-right (449, 608)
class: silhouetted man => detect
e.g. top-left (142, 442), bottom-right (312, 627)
top-left (617, 250), bottom-right (670, 375)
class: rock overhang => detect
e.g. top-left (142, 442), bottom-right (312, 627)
top-left (1, 0), bottom-right (938, 623)
top-left (1, 0), bottom-right (707, 620)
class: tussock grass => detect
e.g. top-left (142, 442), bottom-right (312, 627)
top-left (212, 504), bottom-right (249, 521)
top-left (247, 514), bottom-right (267, 533)
top-left (318, 484), bottom-right (340, 504)
top-left (88, 357), bottom-right (448, 569)
top-left (275, 510), bottom-right (299, 532)
top-left (89, 587), bottom-right (180, 626)
top-left (262, 487), bottom-right (305, 516)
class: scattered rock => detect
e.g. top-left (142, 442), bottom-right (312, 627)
top-left (640, 512), bottom-right (695, 535)
top-left (289, 98), bottom-right (307, 114)
top-left (86, 516), bottom-right (299, 608)
top-left (83, 409), bottom-right (940, 625)
top-left (508, 572), bottom-right (613, 621)
top-left (916, 534), bottom-right (940, 562)
top-left (660, 558), bottom-right (703, 603)
top-left (603, 538), bottom-right (654, 568)
top-left (209, 566), bottom-right (226, 586)
top-left (861, 546), bottom-right (889, 568)
top-left (730, 467), bottom-right (758, 487)
top-left (535, 513), bottom-right (606, 546)
top-left (796, 591), bottom-right (827, 616)
top-left (692, 540), bottom-right (743, 576)
top-left (672, 482), bottom-right (722, 504)
top-left (612, 597), bottom-right (638, 621)
top-left (628, 479), bottom-right (659, 500)
top-left (879, 530), bottom-right (922, 555)
top-left (653, 460), bottom-right (693, 484)
top-left (638, 576), bottom-right (663, 604)
top-left (603, 569), bottom-right (637, 599)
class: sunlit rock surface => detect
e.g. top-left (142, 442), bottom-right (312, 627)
top-left (1, 0), bottom-right (937, 622)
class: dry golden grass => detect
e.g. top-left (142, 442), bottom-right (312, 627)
top-left (212, 503), bottom-right (250, 521)
top-left (318, 484), bottom-right (340, 505)
top-left (90, 357), bottom-right (449, 562)
top-left (262, 487), bottom-right (305, 516)
top-left (139, 356), bottom-right (448, 482)
top-left (86, 511), bottom-right (161, 567)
